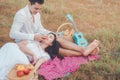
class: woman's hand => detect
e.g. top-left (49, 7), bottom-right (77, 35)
top-left (33, 70), bottom-right (38, 80)
top-left (31, 54), bottom-right (37, 65)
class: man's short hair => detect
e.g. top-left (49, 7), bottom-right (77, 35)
top-left (29, 0), bottom-right (44, 5)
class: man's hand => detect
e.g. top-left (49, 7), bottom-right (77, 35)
top-left (34, 34), bottom-right (47, 42)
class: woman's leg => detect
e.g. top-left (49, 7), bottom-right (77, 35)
top-left (57, 37), bottom-right (84, 53)
top-left (59, 47), bottom-right (99, 57)
top-left (59, 48), bottom-right (83, 57)
top-left (57, 37), bottom-right (100, 55)
top-left (83, 40), bottom-right (100, 56)
top-left (57, 37), bottom-right (100, 56)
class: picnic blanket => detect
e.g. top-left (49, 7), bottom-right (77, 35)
top-left (38, 55), bottom-right (100, 80)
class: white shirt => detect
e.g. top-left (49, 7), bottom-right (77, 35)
top-left (10, 5), bottom-right (51, 43)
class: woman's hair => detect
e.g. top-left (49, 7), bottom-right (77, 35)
top-left (29, 0), bottom-right (44, 5)
top-left (45, 33), bottom-right (64, 60)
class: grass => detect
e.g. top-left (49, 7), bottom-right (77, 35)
top-left (0, 0), bottom-right (120, 80)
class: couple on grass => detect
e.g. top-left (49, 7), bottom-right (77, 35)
top-left (0, 0), bottom-right (100, 80)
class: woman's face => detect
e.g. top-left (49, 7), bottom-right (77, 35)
top-left (42, 34), bottom-right (55, 46)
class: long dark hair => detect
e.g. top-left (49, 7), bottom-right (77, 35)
top-left (29, 0), bottom-right (44, 5)
top-left (45, 33), bottom-right (64, 60)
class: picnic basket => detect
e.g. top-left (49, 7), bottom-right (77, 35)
top-left (56, 23), bottom-right (74, 42)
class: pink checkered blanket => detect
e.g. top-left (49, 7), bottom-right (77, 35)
top-left (38, 55), bottom-right (100, 80)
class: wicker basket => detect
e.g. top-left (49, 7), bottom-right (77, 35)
top-left (57, 23), bottom-right (74, 42)
top-left (7, 64), bottom-right (34, 80)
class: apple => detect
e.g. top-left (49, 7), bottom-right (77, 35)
top-left (17, 70), bottom-right (24, 77)
top-left (23, 68), bottom-right (30, 75)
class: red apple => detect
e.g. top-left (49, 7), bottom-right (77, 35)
top-left (23, 68), bottom-right (30, 75)
top-left (17, 70), bottom-right (24, 77)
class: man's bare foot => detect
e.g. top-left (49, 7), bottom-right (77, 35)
top-left (83, 39), bottom-right (100, 56)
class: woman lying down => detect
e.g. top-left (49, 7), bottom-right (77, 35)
top-left (0, 33), bottom-right (99, 80)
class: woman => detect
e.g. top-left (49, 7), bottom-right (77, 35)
top-left (18, 33), bottom-right (62, 71)
top-left (0, 33), bottom-right (59, 80)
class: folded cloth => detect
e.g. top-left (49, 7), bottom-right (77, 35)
top-left (38, 55), bottom-right (100, 80)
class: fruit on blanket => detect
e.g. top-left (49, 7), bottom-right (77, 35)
top-left (16, 65), bottom-right (25, 71)
top-left (23, 68), bottom-right (30, 75)
top-left (17, 70), bottom-right (24, 77)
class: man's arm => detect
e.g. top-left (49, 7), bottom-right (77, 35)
top-left (9, 13), bottom-right (35, 41)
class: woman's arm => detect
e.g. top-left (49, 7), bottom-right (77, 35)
top-left (33, 57), bottom-right (46, 78)
top-left (34, 57), bottom-right (46, 72)
top-left (18, 41), bottom-right (34, 56)
top-left (18, 40), bottom-right (37, 64)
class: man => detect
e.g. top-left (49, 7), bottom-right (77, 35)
top-left (10, 0), bottom-right (49, 43)
top-left (10, 0), bottom-right (100, 57)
